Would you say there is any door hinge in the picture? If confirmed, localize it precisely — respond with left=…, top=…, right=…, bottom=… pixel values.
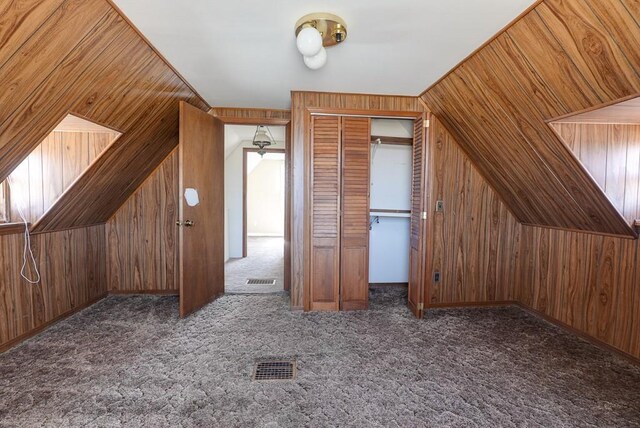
left=421, top=211, right=427, bottom=220
left=417, top=303, right=424, bottom=310
left=423, top=119, right=430, bottom=128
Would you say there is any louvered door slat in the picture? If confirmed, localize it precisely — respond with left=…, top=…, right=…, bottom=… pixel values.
left=310, top=116, right=341, bottom=310
left=407, top=116, right=427, bottom=317
left=340, top=117, right=371, bottom=310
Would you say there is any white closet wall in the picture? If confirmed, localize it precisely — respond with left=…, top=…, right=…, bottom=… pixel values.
left=369, top=119, right=413, bottom=283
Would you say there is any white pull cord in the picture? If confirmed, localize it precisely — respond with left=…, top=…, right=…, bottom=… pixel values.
left=5, top=177, right=41, bottom=284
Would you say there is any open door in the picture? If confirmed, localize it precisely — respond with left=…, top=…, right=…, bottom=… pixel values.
left=407, top=115, right=428, bottom=318
left=178, top=101, right=224, bottom=317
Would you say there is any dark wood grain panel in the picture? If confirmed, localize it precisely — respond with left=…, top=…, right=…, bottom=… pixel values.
left=210, top=107, right=291, bottom=124
left=106, top=149, right=179, bottom=293
left=517, top=225, right=639, bottom=360
left=0, top=224, right=107, bottom=351
left=421, top=0, right=640, bottom=237
left=0, top=0, right=209, bottom=233
left=553, top=123, right=640, bottom=224
left=426, top=117, right=521, bottom=306
left=3, top=130, right=117, bottom=224
left=0, top=0, right=65, bottom=69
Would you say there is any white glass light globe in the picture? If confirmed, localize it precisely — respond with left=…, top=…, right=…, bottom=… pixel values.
left=303, top=47, right=327, bottom=70
left=296, top=27, right=323, bottom=57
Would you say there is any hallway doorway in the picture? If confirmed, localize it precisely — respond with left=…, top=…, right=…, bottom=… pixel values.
left=223, top=124, right=287, bottom=294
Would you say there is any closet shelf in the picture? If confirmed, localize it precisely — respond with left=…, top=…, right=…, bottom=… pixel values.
left=370, top=209, right=411, bottom=218
left=370, top=135, right=413, bottom=146
left=0, top=222, right=28, bottom=236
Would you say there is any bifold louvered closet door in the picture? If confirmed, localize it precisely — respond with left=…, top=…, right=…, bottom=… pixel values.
left=309, top=115, right=371, bottom=311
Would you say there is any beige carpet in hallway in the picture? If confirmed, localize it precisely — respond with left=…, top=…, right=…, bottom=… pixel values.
left=225, top=236, right=284, bottom=293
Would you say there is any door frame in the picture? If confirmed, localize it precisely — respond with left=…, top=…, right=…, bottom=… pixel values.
left=303, top=108, right=427, bottom=313
left=211, top=112, right=292, bottom=291
left=242, top=147, right=286, bottom=258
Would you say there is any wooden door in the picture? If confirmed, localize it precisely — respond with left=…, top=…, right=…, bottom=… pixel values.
left=309, top=116, right=341, bottom=310
left=340, top=117, right=371, bottom=310
left=178, top=101, right=224, bottom=317
left=407, top=116, right=428, bottom=318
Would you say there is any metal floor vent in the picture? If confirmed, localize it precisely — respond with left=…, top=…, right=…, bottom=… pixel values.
left=252, top=358, right=297, bottom=381
left=246, top=278, right=276, bottom=285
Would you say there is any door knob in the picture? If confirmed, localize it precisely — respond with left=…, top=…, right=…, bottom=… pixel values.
left=176, top=220, right=182, bottom=226
left=184, top=220, right=194, bottom=227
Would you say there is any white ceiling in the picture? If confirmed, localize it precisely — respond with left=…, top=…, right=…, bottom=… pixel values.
left=113, top=0, right=536, bottom=109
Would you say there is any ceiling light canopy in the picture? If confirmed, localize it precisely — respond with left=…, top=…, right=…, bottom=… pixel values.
left=295, top=13, right=347, bottom=70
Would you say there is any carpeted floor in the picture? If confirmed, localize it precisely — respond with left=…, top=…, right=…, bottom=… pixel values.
left=1, top=288, right=639, bottom=427
left=225, top=237, right=284, bottom=293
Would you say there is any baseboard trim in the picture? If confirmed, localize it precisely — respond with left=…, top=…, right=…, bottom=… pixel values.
left=109, top=289, right=179, bottom=296
left=426, top=300, right=517, bottom=309
left=515, top=303, right=640, bottom=366
left=0, top=292, right=108, bottom=354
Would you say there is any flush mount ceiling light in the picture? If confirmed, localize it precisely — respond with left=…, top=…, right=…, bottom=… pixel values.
left=252, top=125, right=275, bottom=157
left=295, top=13, right=347, bottom=70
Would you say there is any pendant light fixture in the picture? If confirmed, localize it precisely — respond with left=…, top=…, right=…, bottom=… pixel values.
left=252, top=125, right=275, bottom=157
left=295, top=13, right=347, bottom=70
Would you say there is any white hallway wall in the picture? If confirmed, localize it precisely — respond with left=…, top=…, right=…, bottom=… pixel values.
left=247, top=155, right=285, bottom=236
left=224, top=140, right=285, bottom=260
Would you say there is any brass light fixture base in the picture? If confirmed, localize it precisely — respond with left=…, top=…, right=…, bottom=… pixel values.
left=295, top=13, right=348, bottom=47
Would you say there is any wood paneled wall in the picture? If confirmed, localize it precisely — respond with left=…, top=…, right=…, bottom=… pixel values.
left=421, top=0, right=640, bottom=237
left=291, top=91, right=424, bottom=310
left=552, top=122, right=640, bottom=224
left=0, top=224, right=107, bottom=352
left=426, top=117, right=522, bottom=306
left=0, top=0, right=209, bottom=234
left=517, top=225, right=639, bottom=360
left=106, top=149, right=179, bottom=294
left=4, top=130, right=117, bottom=224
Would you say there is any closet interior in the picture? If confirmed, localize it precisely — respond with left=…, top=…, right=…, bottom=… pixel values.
left=309, top=114, right=427, bottom=312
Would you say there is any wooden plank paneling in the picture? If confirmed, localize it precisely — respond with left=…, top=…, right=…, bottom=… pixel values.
left=426, top=117, right=522, bottom=306
left=340, top=117, right=370, bottom=311
left=0, top=0, right=209, bottom=233
left=291, top=91, right=424, bottom=310
left=421, top=0, right=639, bottom=237
left=106, top=150, right=179, bottom=293
left=0, top=224, right=107, bottom=351
left=553, top=123, right=640, bottom=223
left=3, top=130, right=117, bottom=224
left=517, top=225, right=639, bottom=360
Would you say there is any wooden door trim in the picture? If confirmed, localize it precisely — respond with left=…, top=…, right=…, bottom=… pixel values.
left=242, top=147, right=286, bottom=258
left=308, top=108, right=423, bottom=119
left=211, top=111, right=292, bottom=292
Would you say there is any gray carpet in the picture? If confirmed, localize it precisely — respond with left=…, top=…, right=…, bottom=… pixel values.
left=225, top=237, right=284, bottom=294
left=1, top=287, right=639, bottom=427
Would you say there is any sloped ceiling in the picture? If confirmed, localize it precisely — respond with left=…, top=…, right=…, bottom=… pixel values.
left=0, top=0, right=209, bottom=233
left=421, top=0, right=639, bottom=237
